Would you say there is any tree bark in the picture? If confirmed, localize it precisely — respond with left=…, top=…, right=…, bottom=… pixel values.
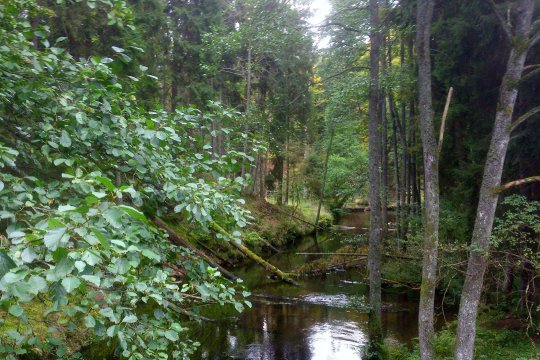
left=367, top=0, right=383, bottom=345
left=416, top=1, right=439, bottom=359
left=455, top=2, right=535, bottom=359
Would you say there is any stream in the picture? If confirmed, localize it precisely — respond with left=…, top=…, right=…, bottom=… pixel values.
left=192, top=212, right=423, bottom=360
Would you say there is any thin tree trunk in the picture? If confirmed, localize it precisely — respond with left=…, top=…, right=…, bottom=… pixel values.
left=381, top=41, right=389, bottom=237
left=260, top=148, right=268, bottom=199
left=285, top=129, right=290, bottom=205
left=241, top=47, right=252, bottom=180
left=367, top=0, right=383, bottom=346
left=400, top=36, right=408, bottom=235
left=416, top=1, right=438, bottom=359
left=455, top=2, right=535, bottom=358
left=315, top=126, right=334, bottom=232
left=390, top=95, right=402, bottom=242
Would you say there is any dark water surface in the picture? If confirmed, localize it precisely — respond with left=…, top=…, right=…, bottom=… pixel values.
left=192, top=213, right=422, bottom=360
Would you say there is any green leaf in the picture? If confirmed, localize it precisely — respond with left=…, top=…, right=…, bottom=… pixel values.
left=8, top=304, right=24, bottom=317
left=122, top=314, right=137, bottom=323
left=81, top=251, right=101, bottom=266
left=21, top=247, right=36, bottom=263
left=59, top=130, right=72, bottom=148
left=234, top=302, right=244, bottom=313
left=96, top=176, right=115, bottom=191
left=27, top=276, right=46, bottom=294
left=49, top=281, right=67, bottom=303
left=3, top=271, right=26, bottom=284
left=58, top=205, right=76, bottom=212
left=91, top=228, right=110, bottom=250
left=81, top=275, right=100, bottom=287
left=115, top=205, right=147, bottom=223
left=44, top=227, right=67, bottom=251
left=61, top=277, right=81, bottom=293
left=84, top=315, right=96, bottom=328
left=54, top=257, right=75, bottom=278
left=112, top=46, right=125, bottom=53
left=103, top=208, right=123, bottom=228
left=106, top=325, right=117, bottom=337
left=164, top=330, right=179, bottom=341
left=141, top=249, right=160, bottom=261
left=0, top=250, right=16, bottom=278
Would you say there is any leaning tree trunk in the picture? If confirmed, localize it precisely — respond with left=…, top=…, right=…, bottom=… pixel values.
left=416, top=1, right=439, bottom=359
left=367, top=0, right=383, bottom=345
left=455, top=1, right=535, bottom=359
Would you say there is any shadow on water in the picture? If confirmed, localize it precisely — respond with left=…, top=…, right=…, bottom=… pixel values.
left=192, top=212, right=424, bottom=360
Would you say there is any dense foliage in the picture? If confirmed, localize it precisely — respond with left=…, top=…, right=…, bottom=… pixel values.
left=0, top=1, right=254, bottom=358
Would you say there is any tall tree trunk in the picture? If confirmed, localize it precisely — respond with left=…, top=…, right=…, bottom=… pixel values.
left=315, top=126, right=334, bottom=232
left=381, top=37, right=389, bottom=236
left=416, top=1, right=439, bottom=359
left=285, top=128, right=290, bottom=205
left=367, top=0, right=383, bottom=346
left=387, top=39, right=402, bottom=241
left=455, top=2, right=535, bottom=359
left=389, top=94, right=402, bottom=242
left=241, top=47, right=252, bottom=180
left=399, top=36, right=408, bottom=235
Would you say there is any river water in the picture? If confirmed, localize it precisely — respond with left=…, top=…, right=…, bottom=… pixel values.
left=192, top=212, right=422, bottom=360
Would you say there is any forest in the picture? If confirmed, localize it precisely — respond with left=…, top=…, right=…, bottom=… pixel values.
left=0, top=0, right=539, bottom=359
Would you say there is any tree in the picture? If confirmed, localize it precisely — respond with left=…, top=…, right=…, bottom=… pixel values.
left=367, top=0, right=383, bottom=347
left=0, top=1, right=256, bottom=357
left=416, top=0, right=439, bottom=359
left=455, top=1, right=538, bottom=359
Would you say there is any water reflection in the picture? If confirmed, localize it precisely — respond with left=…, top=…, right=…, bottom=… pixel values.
left=192, top=212, right=419, bottom=360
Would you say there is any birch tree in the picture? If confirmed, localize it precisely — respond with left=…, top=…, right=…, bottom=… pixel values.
left=455, top=1, right=538, bottom=359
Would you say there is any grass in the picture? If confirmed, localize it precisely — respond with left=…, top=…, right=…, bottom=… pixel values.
left=386, top=320, right=540, bottom=360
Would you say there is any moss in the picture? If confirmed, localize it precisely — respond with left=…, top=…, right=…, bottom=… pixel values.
left=0, top=300, right=93, bottom=358
left=243, top=197, right=332, bottom=248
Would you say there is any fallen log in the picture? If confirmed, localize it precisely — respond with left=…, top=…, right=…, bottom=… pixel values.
left=210, top=222, right=298, bottom=285
left=153, top=217, right=237, bottom=281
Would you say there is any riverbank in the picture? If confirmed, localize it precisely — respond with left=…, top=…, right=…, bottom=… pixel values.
left=242, top=197, right=333, bottom=250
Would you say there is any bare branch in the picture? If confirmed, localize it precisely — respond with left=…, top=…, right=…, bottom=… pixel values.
left=509, top=105, right=540, bottom=132
left=516, top=66, right=540, bottom=85
left=494, top=176, right=540, bottom=193
left=438, top=87, right=454, bottom=155
left=487, top=0, right=513, bottom=42
left=528, top=31, right=540, bottom=50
